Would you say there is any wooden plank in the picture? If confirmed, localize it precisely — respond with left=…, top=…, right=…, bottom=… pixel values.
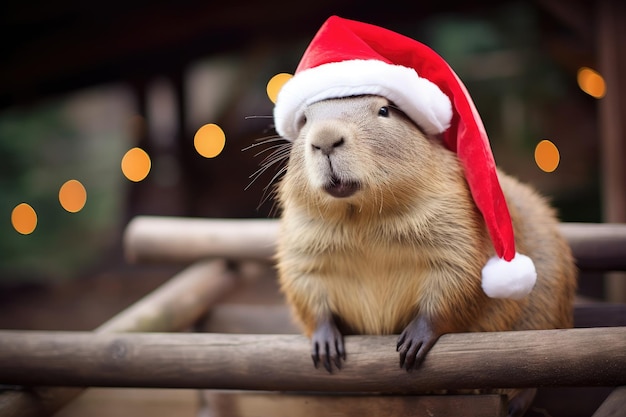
left=203, top=391, right=507, bottom=417
left=54, top=389, right=198, bottom=417
left=0, top=260, right=239, bottom=417
left=122, top=217, right=626, bottom=271
left=591, top=386, right=626, bottom=417
left=0, top=328, right=624, bottom=391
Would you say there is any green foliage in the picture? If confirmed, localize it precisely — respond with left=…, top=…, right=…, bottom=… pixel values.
left=421, top=1, right=568, bottom=147
left=0, top=93, right=127, bottom=283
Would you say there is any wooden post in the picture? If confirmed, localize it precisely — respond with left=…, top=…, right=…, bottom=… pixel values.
left=0, top=328, right=624, bottom=391
left=0, top=260, right=241, bottom=417
left=597, top=0, right=626, bottom=301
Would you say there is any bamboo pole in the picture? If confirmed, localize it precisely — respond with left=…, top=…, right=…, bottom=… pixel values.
left=0, top=260, right=240, bottom=417
left=0, top=328, right=624, bottom=391
left=123, top=216, right=626, bottom=271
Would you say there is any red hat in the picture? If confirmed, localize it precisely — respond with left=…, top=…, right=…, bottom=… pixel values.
left=273, top=16, right=536, bottom=299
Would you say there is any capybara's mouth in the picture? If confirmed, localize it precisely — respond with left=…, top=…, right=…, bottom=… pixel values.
left=324, top=177, right=360, bottom=198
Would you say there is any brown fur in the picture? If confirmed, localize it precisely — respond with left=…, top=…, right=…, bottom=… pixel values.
left=273, top=96, right=576, bottom=415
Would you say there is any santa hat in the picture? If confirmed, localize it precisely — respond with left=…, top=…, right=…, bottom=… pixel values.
left=273, top=16, right=536, bottom=300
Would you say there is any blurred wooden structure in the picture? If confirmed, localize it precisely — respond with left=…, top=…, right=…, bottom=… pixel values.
left=1, top=217, right=626, bottom=417
left=5, top=0, right=625, bottom=302
left=596, top=0, right=626, bottom=302
left=3, top=0, right=626, bottom=298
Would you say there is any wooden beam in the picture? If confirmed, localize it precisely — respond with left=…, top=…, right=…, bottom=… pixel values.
left=561, top=222, right=626, bottom=271
left=123, top=216, right=277, bottom=263
left=95, top=260, right=239, bottom=333
left=0, top=260, right=240, bottom=417
left=123, top=216, right=626, bottom=271
left=0, top=328, right=624, bottom=391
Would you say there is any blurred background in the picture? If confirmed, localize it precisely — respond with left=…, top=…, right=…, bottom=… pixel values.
left=1, top=0, right=624, bottom=329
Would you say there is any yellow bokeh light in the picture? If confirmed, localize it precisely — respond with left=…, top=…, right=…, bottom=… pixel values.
left=266, top=73, right=293, bottom=104
left=12, top=203, right=37, bottom=235
left=194, top=123, right=226, bottom=158
left=59, top=179, right=87, bottom=213
left=577, top=67, right=606, bottom=99
left=122, top=147, right=151, bottom=182
left=535, top=140, right=560, bottom=173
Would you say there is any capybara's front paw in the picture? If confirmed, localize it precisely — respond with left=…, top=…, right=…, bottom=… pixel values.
left=396, top=315, right=442, bottom=371
left=311, top=318, right=346, bottom=373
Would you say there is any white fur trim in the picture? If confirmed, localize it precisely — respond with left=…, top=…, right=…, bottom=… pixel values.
left=481, top=253, right=537, bottom=300
left=273, top=59, right=452, bottom=140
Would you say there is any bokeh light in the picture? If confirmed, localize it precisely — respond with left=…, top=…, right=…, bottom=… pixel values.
left=535, top=140, right=560, bottom=173
left=59, top=179, right=87, bottom=213
left=266, top=73, right=293, bottom=103
left=194, top=123, right=226, bottom=158
left=577, top=67, right=606, bottom=99
left=12, top=203, right=37, bottom=235
left=121, top=147, right=151, bottom=182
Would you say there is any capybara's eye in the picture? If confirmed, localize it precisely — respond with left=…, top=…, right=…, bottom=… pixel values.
left=378, top=106, right=390, bottom=117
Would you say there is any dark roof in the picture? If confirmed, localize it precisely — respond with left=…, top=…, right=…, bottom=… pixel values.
left=3, top=0, right=561, bottom=110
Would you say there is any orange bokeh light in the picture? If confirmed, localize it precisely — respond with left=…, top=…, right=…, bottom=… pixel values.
left=535, top=140, right=560, bottom=173
left=194, top=124, right=226, bottom=158
left=577, top=67, right=606, bottom=99
left=12, top=203, right=37, bottom=235
left=59, top=179, right=87, bottom=213
left=266, top=73, right=293, bottom=104
left=121, top=147, right=151, bottom=182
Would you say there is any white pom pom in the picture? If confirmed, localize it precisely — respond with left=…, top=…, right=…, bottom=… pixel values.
left=481, top=253, right=537, bottom=300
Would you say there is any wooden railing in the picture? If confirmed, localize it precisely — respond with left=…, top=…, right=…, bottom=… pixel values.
left=1, top=328, right=625, bottom=391
left=1, top=217, right=625, bottom=417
